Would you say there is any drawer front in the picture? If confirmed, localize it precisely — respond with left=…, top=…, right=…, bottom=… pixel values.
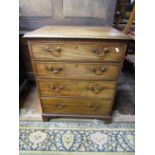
left=35, top=62, right=120, bottom=80
left=41, top=97, right=112, bottom=115
left=38, top=80, right=116, bottom=98
left=31, top=41, right=126, bottom=62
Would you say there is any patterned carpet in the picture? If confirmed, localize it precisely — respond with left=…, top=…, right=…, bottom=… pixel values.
left=19, top=122, right=135, bottom=155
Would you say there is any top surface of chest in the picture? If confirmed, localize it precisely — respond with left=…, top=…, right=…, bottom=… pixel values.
left=24, top=26, right=131, bottom=40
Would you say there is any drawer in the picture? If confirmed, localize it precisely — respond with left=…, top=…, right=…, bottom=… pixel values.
left=38, top=80, right=116, bottom=98
left=35, top=62, right=120, bottom=80
left=41, top=97, right=112, bottom=115
left=31, top=41, right=126, bottom=62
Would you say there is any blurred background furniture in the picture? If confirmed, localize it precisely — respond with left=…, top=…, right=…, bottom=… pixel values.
left=114, top=0, right=135, bottom=35
left=114, top=0, right=135, bottom=74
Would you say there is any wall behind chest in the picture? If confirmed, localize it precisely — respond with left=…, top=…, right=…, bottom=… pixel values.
left=19, top=0, right=116, bottom=31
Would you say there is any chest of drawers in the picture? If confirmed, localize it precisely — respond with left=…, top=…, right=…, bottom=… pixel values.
left=24, top=26, right=130, bottom=123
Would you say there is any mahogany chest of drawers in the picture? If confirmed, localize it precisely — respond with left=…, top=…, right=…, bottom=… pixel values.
left=24, top=26, right=130, bottom=123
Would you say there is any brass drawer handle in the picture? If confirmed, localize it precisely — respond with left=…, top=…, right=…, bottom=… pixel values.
left=56, top=103, right=65, bottom=109
left=88, top=104, right=100, bottom=111
left=44, top=46, right=61, bottom=57
left=50, top=85, right=64, bottom=92
left=89, top=66, right=107, bottom=75
left=87, top=86, right=104, bottom=94
left=91, top=48, right=109, bottom=57
left=47, top=66, right=63, bottom=74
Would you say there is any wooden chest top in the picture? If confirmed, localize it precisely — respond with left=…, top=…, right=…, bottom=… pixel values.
left=24, top=26, right=131, bottom=40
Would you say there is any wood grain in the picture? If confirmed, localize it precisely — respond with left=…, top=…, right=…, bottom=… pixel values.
left=34, top=62, right=120, bottom=80
left=24, top=26, right=131, bottom=40
left=31, top=41, right=127, bottom=62
left=38, top=79, right=116, bottom=98
left=41, top=97, right=112, bottom=115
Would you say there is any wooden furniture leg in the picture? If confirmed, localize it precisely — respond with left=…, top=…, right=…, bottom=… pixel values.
left=42, top=115, right=49, bottom=122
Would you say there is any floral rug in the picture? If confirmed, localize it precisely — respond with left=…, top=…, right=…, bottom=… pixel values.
left=19, top=122, right=135, bottom=155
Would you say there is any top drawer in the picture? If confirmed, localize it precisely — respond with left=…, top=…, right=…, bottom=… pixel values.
left=30, top=41, right=127, bottom=62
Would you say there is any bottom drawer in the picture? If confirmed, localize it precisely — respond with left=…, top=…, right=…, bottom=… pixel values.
left=41, top=97, right=113, bottom=115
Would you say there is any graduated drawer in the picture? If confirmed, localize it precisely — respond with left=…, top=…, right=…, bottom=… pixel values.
left=38, top=80, right=116, bottom=98
left=41, top=97, right=112, bottom=115
left=34, top=62, right=120, bottom=80
left=31, top=41, right=126, bottom=62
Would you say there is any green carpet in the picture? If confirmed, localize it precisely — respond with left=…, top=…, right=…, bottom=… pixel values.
left=19, top=121, right=135, bottom=155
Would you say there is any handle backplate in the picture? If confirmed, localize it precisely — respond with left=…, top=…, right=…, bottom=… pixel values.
left=44, top=46, right=62, bottom=57
left=47, top=66, right=63, bottom=74
left=91, top=48, right=109, bottom=57
left=87, top=85, right=104, bottom=94
left=88, top=104, right=100, bottom=111
left=56, top=103, right=65, bottom=109
left=89, top=66, right=107, bottom=75
left=50, top=85, right=64, bottom=92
